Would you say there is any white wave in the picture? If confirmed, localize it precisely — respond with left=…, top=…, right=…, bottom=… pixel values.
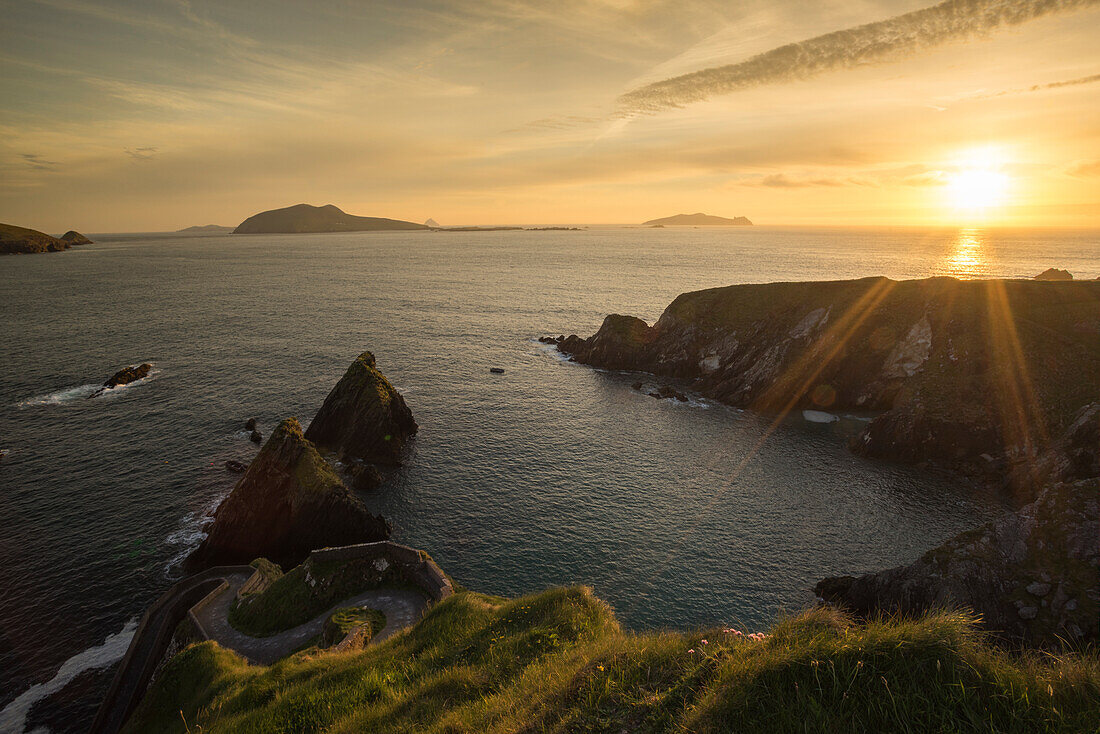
left=15, top=384, right=101, bottom=407
left=162, top=494, right=224, bottom=573
left=0, top=619, right=137, bottom=734
left=802, top=410, right=839, bottom=423
left=15, top=365, right=161, bottom=408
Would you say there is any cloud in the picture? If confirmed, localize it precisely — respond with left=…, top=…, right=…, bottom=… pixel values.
left=619, top=0, right=1100, bottom=114
left=19, top=153, right=59, bottom=171
left=1066, top=159, right=1100, bottom=177
left=125, top=147, right=158, bottom=161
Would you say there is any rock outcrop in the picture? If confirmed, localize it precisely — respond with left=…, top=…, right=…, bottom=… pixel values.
left=0, top=222, right=70, bottom=254
left=816, top=479, right=1099, bottom=648
left=185, top=418, right=390, bottom=570
left=88, top=363, right=152, bottom=398
left=555, top=277, right=1100, bottom=498
left=60, top=230, right=93, bottom=245
left=1034, top=268, right=1073, bottom=281
left=233, top=204, right=428, bottom=234
left=305, top=351, right=418, bottom=467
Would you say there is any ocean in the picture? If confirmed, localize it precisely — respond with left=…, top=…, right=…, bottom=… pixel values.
left=1, top=225, right=1096, bottom=732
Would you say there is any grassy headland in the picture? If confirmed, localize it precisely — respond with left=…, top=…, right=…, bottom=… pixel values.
left=128, top=586, right=1099, bottom=733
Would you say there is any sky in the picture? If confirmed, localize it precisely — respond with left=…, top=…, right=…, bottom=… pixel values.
left=1, top=0, right=1099, bottom=232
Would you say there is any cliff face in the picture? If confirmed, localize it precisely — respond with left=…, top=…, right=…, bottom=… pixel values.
left=185, top=418, right=390, bottom=570
left=816, top=478, right=1099, bottom=648
left=557, top=277, right=1100, bottom=497
left=0, top=222, right=71, bottom=254
left=233, top=204, right=429, bottom=234
left=305, top=351, right=418, bottom=467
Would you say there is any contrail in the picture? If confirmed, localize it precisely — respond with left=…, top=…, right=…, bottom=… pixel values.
left=619, top=0, right=1100, bottom=114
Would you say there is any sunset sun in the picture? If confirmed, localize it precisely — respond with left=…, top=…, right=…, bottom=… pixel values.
left=944, top=147, right=1011, bottom=218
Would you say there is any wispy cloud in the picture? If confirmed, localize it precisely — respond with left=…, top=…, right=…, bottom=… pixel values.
left=125, top=147, right=158, bottom=161
left=975, top=71, right=1100, bottom=98
left=20, top=153, right=59, bottom=171
left=619, top=0, right=1100, bottom=114
left=1065, top=159, right=1100, bottom=177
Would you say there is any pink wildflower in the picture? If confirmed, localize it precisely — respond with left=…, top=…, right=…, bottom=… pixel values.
left=701, top=639, right=708, bottom=645
left=687, top=649, right=695, bottom=654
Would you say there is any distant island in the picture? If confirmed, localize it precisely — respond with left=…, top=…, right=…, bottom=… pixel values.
left=178, top=224, right=234, bottom=233
left=643, top=212, right=752, bottom=226
left=233, top=204, right=429, bottom=234
left=1, top=222, right=91, bottom=254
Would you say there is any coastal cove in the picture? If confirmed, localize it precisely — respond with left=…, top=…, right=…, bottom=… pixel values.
left=2, top=225, right=1097, bottom=732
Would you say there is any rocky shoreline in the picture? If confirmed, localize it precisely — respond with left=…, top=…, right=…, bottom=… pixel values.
left=548, top=276, right=1100, bottom=646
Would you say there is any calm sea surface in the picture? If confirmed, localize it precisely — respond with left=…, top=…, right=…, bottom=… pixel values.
left=1, top=225, right=1097, bottom=732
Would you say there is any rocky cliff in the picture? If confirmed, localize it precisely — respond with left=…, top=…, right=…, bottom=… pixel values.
left=555, top=277, right=1100, bottom=498
left=305, top=351, right=418, bottom=470
left=816, top=478, right=1099, bottom=648
left=233, top=204, right=428, bottom=234
left=185, top=418, right=390, bottom=570
left=0, top=222, right=71, bottom=254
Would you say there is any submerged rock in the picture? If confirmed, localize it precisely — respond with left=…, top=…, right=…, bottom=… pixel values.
left=224, top=460, right=248, bottom=473
left=186, top=417, right=390, bottom=570
left=305, top=351, right=417, bottom=467
left=245, top=417, right=257, bottom=431
left=249, top=430, right=263, bottom=444
left=816, top=478, right=1099, bottom=648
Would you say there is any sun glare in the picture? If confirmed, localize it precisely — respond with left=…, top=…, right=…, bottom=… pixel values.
left=944, top=146, right=1011, bottom=219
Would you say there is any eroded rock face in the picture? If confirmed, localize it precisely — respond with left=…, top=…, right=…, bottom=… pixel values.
left=555, top=277, right=1100, bottom=492
left=185, top=418, right=390, bottom=570
left=815, top=479, right=1099, bottom=648
left=305, top=351, right=417, bottom=467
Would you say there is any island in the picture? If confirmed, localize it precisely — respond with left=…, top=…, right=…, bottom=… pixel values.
left=1, top=222, right=78, bottom=254
left=233, top=203, right=429, bottom=234
left=60, top=230, right=93, bottom=245
left=177, top=224, right=234, bottom=233
left=642, top=212, right=752, bottom=226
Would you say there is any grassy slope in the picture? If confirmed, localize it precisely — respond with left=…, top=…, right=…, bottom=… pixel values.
left=128, top=587, right=1099, bottom=733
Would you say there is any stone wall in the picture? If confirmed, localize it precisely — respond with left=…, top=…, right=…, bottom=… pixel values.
left=309, top=540, right=453, bottom=601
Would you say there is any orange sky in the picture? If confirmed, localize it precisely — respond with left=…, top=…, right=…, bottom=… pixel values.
left=2, top=0, right=1099, bottom=231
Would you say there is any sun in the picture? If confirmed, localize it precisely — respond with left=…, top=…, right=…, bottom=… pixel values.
left=944, top=146, right=1011, bottom=218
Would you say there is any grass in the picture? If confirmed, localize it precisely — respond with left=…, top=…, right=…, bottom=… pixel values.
left=126, top=587, right=1100, bottom=733
left=322, top=606, right=387, bottom=646
left=228, top=556, right=402, bottom=637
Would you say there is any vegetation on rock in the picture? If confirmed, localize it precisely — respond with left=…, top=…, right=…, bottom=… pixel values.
left=0, top=222, right=71, bottom=254
left=184, top=418, right=389, bottom=571
left=305, top=351, right=418, bottom=468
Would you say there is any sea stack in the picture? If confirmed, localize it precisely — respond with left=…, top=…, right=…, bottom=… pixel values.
left=185, top=417, right=390, bottom=570
left=305, top=351, right=418, bottom=467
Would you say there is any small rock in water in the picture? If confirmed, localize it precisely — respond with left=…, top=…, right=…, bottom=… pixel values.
left=489, top=367, right=505, bottom=374
left=245, top=417, right=257, bottom=431
left=249, top=430, right=263, bottom=444
left=225, top=460, right=248, bottom=473
left=631, top=381, right=644, bottom=391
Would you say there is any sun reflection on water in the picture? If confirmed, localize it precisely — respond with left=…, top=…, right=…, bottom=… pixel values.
left=941, top=228, right=991, bottom=278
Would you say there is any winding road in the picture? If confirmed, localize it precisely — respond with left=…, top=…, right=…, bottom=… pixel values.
left=192, top=572, right=430, bottom=664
